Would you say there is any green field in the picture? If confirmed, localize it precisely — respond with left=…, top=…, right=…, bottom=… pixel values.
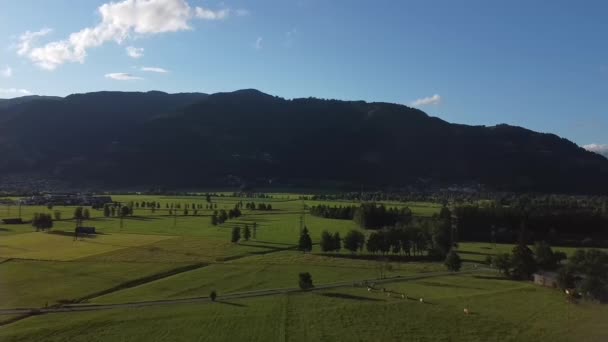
left=0, top=194, right=605, bottom=341
left=1, top=273, right=606, bottom=342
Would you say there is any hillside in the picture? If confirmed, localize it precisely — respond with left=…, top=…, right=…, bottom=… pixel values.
left=0, top=89, right=606, bottom=193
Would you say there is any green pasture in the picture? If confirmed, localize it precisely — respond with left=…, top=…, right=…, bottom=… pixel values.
left=0, top=260, right=179, bottom=309
left=2, top=273, right=607, bottom=342
left=0, top=193, right=605, bottom=341
left=93, top=251, right=443, bottom=304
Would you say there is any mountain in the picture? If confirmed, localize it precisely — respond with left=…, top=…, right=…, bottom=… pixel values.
left=0, top=89, right=606, bottom=194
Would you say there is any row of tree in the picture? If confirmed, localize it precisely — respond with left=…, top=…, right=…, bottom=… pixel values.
left=454, top=202, right=608, bottom=245
left=309, top=203, right=414, bottom=229
left=301, top=219, right=453, bottom=259
left=103, top=204, right=131, bottom=218
left=230, top=223, right=258, bottom=242
left=353, top=204, right=413, bottom=229
left=309, top=205, right=357, bottom=220
left=245, top=202, right=273, bottom=211
left=212, top=206, right=243, bottom=225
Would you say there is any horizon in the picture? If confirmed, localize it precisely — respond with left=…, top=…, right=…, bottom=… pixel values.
left=1, top=0, right=607, bottom=155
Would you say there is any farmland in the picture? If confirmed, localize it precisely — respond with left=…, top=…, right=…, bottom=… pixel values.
left=0, top=194, right=606, bottom=341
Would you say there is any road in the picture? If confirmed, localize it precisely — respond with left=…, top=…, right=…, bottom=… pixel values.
left=0, top=268, right=487, bottom=316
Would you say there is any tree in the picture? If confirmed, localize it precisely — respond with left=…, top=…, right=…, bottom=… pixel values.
left=444, top=249, right=462, bottom=271
left=219, top=209, right=228, bottom=224
left=298, top=227, right=313, bottom=253
left=53, top=210, right=61, bottom=221
left=120, top=205, right=130, bottom=217
left=332, top=232, right=341, bottom=252
left=534, top=241, right=558, bottom=270
left=566, top=249, right=608, bottom=301
left=83, top=208, right=90, bottom=220
left=510, top=244, right=537, bottom=280
left=73, top=207, right=84, bottom=226
left=32, top=213, right=53, bottom=231
left=343, top=230, right=365, bottom=254
left=243, top=225, right=251, bottom=241
left=211, top=214, right=218, bottom=226
left=320, top=230, right=334, bottom=252
left=252, top=222, right=257, bottom=239
left=494, top=253, right=512, bottom=276
left=103, top=204, right=111, bottom=217
left=209, top=290, right=217, bottom=302
left=231, top=226, right=241, bottom=243
left=298, top=272, right=314, bottom=290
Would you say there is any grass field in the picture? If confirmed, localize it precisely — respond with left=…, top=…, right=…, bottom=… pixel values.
left=1, top=273, right=606, bottom=342
left=0, top=260, right=180, bottom=308
left=0, top=193, right=605, bottom=341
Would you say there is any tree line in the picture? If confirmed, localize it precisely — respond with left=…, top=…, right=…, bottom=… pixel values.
left=454, top=201, right=608, bottom=245
left=309, top=203, right=413, bottom=229
left=301, top=206, right=454, bottom=258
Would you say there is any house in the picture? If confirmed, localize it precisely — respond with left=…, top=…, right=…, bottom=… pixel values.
left=533, top=271, right=559, bottom=288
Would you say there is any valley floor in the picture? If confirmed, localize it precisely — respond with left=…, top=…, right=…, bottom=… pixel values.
left=0, top=194, right=605, bottom=341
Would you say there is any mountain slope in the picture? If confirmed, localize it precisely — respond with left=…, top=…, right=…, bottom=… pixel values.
left=0, top=90, right=605, bottom=193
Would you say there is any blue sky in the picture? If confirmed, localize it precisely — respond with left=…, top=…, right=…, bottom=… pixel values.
left=0, top=0, right=607, bottom=153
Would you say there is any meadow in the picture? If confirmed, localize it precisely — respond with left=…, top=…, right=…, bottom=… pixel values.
left=0, top=193, right=605, bottom=341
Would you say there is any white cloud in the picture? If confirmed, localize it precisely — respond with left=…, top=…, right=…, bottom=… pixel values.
left=105, top=72, right=143, bottom=81
left=0, top=88, right=32, bottom=97
left=410, top=94, right=442, bottom=107
left=141, top=66, right=168, bottom=73
left=126, top=46, right=144, bottom=58
left=254, top=36, right=263, bottom=50
left=583, top=144, right=608, bottom=158
left=17, top=0, right=243, bottom=70
left=17, top=28, right=52, bottom=56
left=1, top=66, right=12, bottom=78
left=195, top=7, right=230, bottom=20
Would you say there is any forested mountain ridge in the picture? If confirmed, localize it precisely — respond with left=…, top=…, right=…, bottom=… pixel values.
left=0, top=89, right=606, bottom=194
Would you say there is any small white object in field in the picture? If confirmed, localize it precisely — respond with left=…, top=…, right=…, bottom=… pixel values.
left=401, top=294, right=405, bottom=299
left=368, top=288, right=372, bottom=292
left=387, top=293, right=391, bottom=297
left=419, top=298, right=424, bottom=303
left=464, top=308, right=469, bottom=315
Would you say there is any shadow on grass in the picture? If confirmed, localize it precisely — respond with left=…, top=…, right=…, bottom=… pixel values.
left=0, top=228, right=10, bottom=232
left=251, top=240, right=294, bottom=246
left=48, top=230, right=104, bottom=238
left=418, top=281, right=485, bottom=290
left=320, top=292, right=384, bottom=302
left=458, top=250, right=493, bottom=257
left=472, top=275, right=510, bottom=281
left=316, top=253, right=440, bottom=263
left=124, top=216, right=164, bottom=221
left=217, top=300, right=247, bottom=307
